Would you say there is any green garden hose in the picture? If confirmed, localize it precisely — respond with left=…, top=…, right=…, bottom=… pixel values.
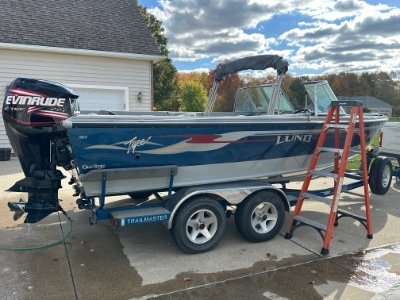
left=0, top=211, right=72, bottom=251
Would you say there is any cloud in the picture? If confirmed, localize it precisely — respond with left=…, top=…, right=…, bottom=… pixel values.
left=355, top=9, right=400, bottom=35
left=147, top=0, right=400, bottom=74
left=281, top=23, right=341, bottom=44
left=334, top=0, right=365, bottom=12
left=178, top=68, right=210, bottom=73
left=153, top=0, right=288, bottom=33
left=282, top=6, right=400, bottom=73
left=151, top=0, right=330, bottom=61
left=150, top=0, right=289, bottom=62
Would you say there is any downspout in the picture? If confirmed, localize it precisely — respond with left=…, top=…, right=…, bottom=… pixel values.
left=151, top=60, right=154, bottom=111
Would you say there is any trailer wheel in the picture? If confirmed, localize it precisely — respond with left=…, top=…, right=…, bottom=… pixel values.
left=171, top=196, right=226, bottom=254
left=235, top=191, right=285, bottom=242
left=369, top=157, right=392, bottom=195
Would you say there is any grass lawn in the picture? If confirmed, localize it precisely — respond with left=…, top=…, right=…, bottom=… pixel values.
left=347, top=116, right=400, bottom=169
left=347, top=135, right=379, bottom=169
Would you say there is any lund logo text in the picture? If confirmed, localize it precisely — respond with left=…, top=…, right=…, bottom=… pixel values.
left=276, top=134, right=312, bottom=145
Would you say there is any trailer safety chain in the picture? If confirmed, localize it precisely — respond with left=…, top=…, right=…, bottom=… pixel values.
left=0, top=210, right=73, bottom=251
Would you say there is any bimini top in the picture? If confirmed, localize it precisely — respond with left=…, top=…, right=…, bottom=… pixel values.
left=214, top=55, right=288, bottom=82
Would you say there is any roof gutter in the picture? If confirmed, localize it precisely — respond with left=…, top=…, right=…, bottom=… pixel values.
left=0, top=43, right=165, bottom=62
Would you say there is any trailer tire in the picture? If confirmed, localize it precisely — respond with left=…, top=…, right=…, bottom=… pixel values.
left=171, top=196, right=226, bottom=254
left=369, top=157, right=392, bottom=195
left=235, top=191, right=285, bottom=242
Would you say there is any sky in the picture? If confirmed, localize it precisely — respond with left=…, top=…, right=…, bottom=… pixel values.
left=138, top=0, right=400, bottom=77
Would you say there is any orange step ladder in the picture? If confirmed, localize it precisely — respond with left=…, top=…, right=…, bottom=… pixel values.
left=284, top=100, right=373, bottom=255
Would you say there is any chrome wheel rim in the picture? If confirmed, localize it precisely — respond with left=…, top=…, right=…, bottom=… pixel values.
left=382, top=165, right=391, bottom=188
left=250, top=202, right=278, bottom=234
left=186, top=209, right=218, bottom=244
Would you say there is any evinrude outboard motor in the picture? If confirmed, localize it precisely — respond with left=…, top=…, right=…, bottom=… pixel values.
left=2, top=78, right=79, bottom=223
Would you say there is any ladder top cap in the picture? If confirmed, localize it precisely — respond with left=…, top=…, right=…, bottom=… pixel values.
left=331, top=100, right=363, bottom=107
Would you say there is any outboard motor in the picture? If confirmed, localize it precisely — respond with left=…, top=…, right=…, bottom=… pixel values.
left=2, top=78, right=79, bottom=223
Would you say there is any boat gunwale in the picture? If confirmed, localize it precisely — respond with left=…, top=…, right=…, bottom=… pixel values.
left=63, top=113, right=388, bottom=128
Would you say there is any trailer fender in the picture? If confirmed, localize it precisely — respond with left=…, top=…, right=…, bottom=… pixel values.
left=166, top=182, right=290, bottom=229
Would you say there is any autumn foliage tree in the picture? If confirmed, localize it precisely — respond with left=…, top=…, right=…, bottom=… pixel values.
left=282, top=72, right=400, bottom=114
left=177, top=72, right=209, bottom=91
left=179, top=81, right=207, bottom=112
left=322, top=72, right=400, bottom=115
left=207, top=70, right=244, bottom=112
left=176, top=69, right=400, bottom=116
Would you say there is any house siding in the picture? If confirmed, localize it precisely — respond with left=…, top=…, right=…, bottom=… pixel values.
left=0, top=48, right=153, bottom=148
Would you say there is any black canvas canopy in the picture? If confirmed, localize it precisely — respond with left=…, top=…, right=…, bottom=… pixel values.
left=214, top=55, right=288, bottom=82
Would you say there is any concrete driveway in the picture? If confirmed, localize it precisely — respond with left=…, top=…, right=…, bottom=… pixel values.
left=0, top=157, right=399, bottom=299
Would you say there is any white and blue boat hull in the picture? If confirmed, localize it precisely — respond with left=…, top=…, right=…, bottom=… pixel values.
left=63, top=114, right=386, bottom=197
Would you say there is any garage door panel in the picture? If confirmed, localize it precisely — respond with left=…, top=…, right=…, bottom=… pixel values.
left=72, top=87, right=126, bottom=111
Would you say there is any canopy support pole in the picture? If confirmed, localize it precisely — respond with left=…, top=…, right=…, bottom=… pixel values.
left=267, top=74, right=284, bottom=115
left=205, top=80, right=219, bottom=115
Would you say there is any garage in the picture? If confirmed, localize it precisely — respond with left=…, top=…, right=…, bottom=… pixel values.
left=0, top=0, right=163, bottom=149
left=68, top=85, right=129, bottom=112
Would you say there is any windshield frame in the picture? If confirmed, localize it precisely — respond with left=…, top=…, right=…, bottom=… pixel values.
left=234, top=83, right=295, bottom=114
left=303, top=80, right=345, bottom=116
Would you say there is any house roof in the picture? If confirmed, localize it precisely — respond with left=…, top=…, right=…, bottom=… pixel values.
left=337, top=96, right=393, bottom=108
left=0, top=0, right=161, bottom=57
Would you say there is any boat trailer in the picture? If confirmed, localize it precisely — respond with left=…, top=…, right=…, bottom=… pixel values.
left=6, top=146, right=391, bottom=254
left=45, top=158, right=388, bottom=254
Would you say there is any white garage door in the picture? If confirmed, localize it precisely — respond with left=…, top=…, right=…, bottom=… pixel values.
left=71, top=87, right=127, bottom=111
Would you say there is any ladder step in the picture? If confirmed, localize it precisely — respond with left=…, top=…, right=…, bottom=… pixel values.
left=325, top=124, right=348, bottom=130
left=349, top=150, right=361, bottom=154
left=318, top=147, right=343, bottom=154
left=312, top=170, right=338, bottom=179
left=302, top=192, right=332, bottom=204
left=331, top=100, right=363, bottom=107
left=337, top=209, right=366, bottom=222
left=294, top=215, right=327, bottom=231
left=342, top=190, right=365, bottom=197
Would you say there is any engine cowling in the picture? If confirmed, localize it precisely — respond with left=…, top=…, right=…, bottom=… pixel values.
left=3, top=78, right=78, bottom=174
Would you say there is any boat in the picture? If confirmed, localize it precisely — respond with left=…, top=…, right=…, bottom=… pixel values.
left=2, top=55, right=387, bottom=223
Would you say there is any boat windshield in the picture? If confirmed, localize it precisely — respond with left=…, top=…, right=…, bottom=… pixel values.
left=304, top=81, right=345, bottom=115
left=234, top=84, right=295, bottom=114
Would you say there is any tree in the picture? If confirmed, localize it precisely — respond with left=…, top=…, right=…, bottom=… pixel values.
left=138, top=6, right=178, bottom=111
left=177, top=72, right=209, bottom=91
left=374, top=72, right=398, bottom=106
left=288, top=78, right=306, bottom=109
left=153, top=61, right=179, bottom=110
left=207, top=70, right=244, bottom=112
left=359, top=72, right=376, bottom=96
left=179, top=81, right=207, bottom=112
